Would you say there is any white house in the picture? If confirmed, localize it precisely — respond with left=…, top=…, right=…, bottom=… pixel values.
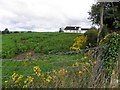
left=61, top=26, right=90, bottom=33
left=63, top=26, right=81, bottom=33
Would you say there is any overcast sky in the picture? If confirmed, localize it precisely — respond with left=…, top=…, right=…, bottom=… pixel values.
left=0, top=0, right=96, bottom=32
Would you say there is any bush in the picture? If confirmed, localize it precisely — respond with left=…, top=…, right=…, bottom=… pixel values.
left=84, top=28, right=98, bottom=47
left=100, top=32, right=120, bottom=80
left=70, top=35, right=87, bottom=51
left=100, top=25, right=109, bottom=40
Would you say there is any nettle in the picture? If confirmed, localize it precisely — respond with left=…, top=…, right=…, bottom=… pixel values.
left=100, top=32, right=120, bottom=80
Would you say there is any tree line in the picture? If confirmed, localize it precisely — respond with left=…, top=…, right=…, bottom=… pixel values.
left=0, top=28, right=32, bottom=34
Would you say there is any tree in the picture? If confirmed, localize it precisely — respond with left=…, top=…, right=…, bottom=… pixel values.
left=59, top=28, right=64, bottom=32
left=88, top=2, right=120, bottom=32
left=97, top=2, right=104, bottom=44
left=2, top=28, right=9, bottom=34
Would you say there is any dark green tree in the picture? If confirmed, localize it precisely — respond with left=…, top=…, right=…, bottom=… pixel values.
left=59, top=28, right=64, bottom=32
left=88, top=2, right=120, bottom=32
left=2, top=28, right=9, bottom=34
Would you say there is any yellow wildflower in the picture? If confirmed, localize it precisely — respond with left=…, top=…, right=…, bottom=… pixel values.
left=82, top=68, right=86, bottom=72
left=46, top=78, right=50, bottom=83
left=12, top=73, right=18, bottom=82
left=23, top=85, right=28, bottom=88
left=26, top=52, right=32, bottom=57
left=58, top=69, right=67, bottom=76
left=53, top=75, right=56, bottom=79
left=48, top=75, right=52, bottom=80
left=33, top=66, right=41, bottom=77
left=53, top=70, right=57, bottom=74
left=46, top=75, right=52, bottom=83
left=86, top=62, right=90, bottom=67
left=72, top=64, right=75, bottom=67
left=78, top=71, right=83, bottom=76
left=112, top=70, right=115, bottom=75
left=89, top=59, right=92, bottom=62
left=93, top=61, right=97, bottom=65
left=5, top=80, right=8, bottom=83
left=24, top=76, right=34, bottom=84
left=15, top=75, right=23, bottom=83
left=75, top=61, right=79, bottom=66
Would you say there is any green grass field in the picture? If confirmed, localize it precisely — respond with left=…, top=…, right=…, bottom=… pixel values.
left=2, top=32, right=85, bottom=86
left=2, top=32, right=119, bottom=88
left=2, top=32, right=80, bottom=59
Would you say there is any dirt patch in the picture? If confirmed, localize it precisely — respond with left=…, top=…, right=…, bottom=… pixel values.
left=14, top=51, right=45, bottom=60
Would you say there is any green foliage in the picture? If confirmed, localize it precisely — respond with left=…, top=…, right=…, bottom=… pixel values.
left=2, top=32, right=80, bottom=59
left=100, top=25, right=109, bottom=39
left=84, top=28, right=98, bottom=47
left=100, top=32, right=120, bottom=80
left=88, top=2, right=120, bottom=31
left=2, top=28, right=10, bottom=34
left=3, top=52, right=98, bottom=88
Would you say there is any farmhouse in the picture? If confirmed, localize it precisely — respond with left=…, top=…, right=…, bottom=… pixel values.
left=62, top=26, right=90, bottom=33
left=63, top=26, right=81, bottom=33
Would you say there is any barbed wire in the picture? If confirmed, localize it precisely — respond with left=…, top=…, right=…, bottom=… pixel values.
left=1, top=46, right=104, bottom=77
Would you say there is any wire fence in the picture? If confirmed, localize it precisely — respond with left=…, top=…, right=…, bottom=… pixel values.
left=2, top=46, right=119, bottom=88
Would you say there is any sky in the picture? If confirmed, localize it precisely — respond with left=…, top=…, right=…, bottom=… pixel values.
left=0, top=0, right=97, bottom=32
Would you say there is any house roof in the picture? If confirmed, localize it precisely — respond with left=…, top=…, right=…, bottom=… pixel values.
left=64, top=26, right=80, bottom=30
left=81, top=28, right=90, bottom=30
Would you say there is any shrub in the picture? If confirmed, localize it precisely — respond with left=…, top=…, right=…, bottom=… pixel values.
left=84, top=28, right=98, bottom=47
left=70, top=35, right=87, bottom=51
left=99, top=25, right=109, bottom=40
left=100, top=32, right=120, bottom=81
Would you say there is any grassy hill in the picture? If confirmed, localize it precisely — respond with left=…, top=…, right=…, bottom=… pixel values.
left=2, top=32, right=85, bottom=87
left=2, top=32, right=80, bottom=59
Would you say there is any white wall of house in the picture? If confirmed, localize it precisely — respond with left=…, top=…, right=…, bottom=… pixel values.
left=63, top=28, right=81, bottom=33
left=81, top=30, right=87, bottom=33
left=63, top=30, right=80, bottom=33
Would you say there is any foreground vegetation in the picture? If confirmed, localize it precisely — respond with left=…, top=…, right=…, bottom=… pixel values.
left=2, top=32, right=120, bottom=88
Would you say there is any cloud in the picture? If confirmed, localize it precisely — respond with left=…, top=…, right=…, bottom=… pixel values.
left=0, top=0, right=96, bottom=32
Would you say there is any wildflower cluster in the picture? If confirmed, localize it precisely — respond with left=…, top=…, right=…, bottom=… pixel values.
left=23, top=76, right=34, bottom=88
left=4, top=57, right=97, bottom=88
left=45, top=75, right=52, bottom=83
left=85, top=50, right=93, bottom=57
left=70, top=35, right=87, bottom=51
left=26, top=52, right=32, bottom=57
left=33, top=66, right=41, bottom=77
left=12, top=73, right=23, bottom=84
left=58, top=69, right=67, bottom=76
